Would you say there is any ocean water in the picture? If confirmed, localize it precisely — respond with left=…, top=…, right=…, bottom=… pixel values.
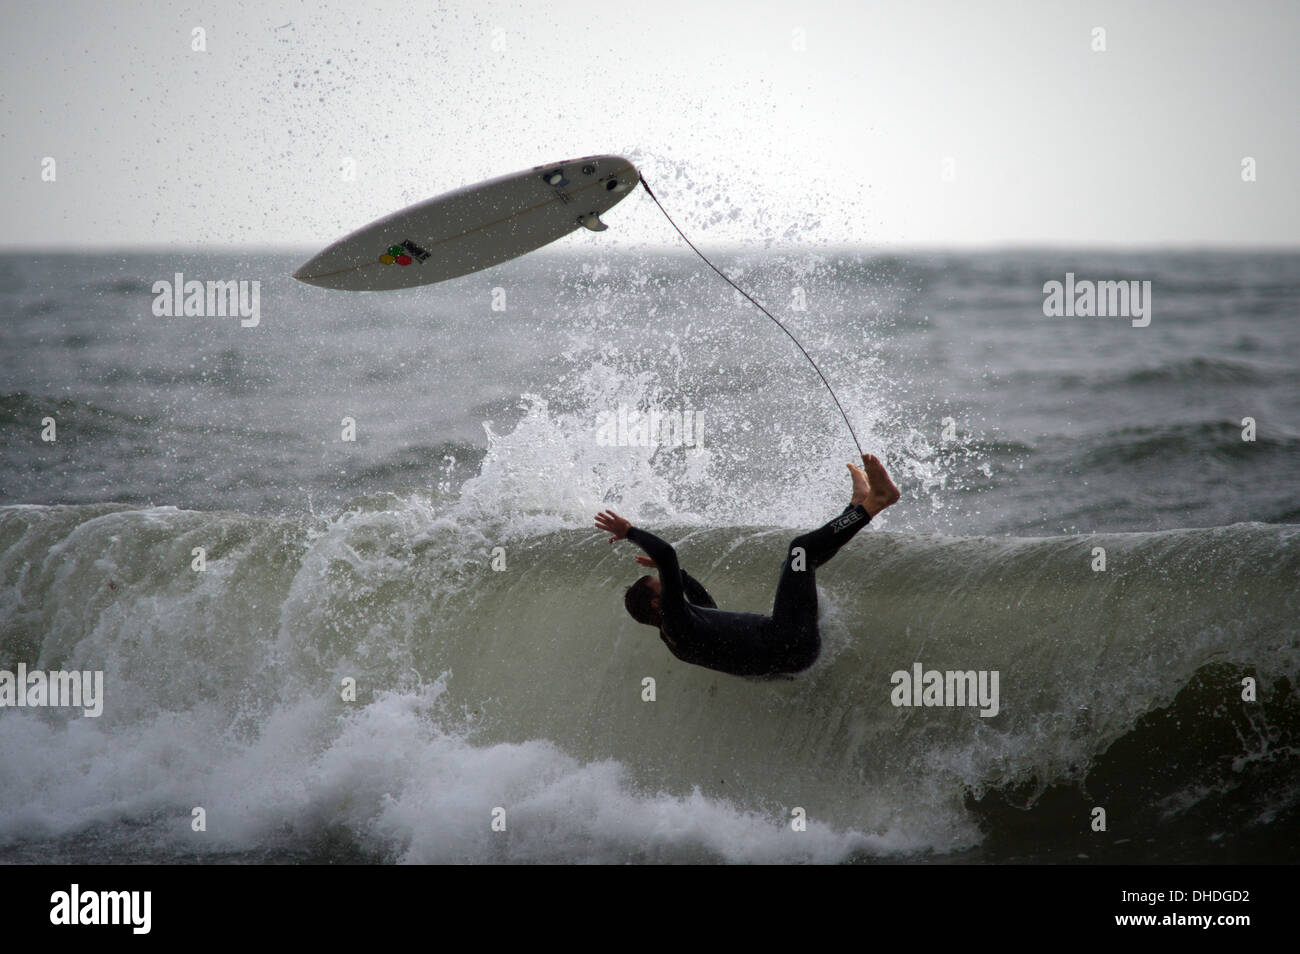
left=0, top=248, right=1297, bottom=863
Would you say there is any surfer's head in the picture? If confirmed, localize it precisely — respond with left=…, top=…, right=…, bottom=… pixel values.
left=623, top=575, right=662, bottom=627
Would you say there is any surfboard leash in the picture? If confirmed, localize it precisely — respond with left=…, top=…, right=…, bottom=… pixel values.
left=637, top=174, right=865, bottom=458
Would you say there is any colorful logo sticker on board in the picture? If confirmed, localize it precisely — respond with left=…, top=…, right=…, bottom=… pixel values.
left=378, top=239, right=431, bottom=266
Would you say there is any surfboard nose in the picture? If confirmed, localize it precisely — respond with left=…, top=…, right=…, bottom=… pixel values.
left=292, top=260, right=342, bottom=286
left=291, top=263, right=321, bottom=285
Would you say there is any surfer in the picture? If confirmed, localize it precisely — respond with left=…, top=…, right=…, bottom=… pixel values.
left=595, top=454, right=900, bottom=677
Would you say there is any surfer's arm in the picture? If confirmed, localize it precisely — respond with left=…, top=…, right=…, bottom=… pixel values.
left=625, top=526, right=679, bottom=579
left=680, top=570, right=717, bottom=609
left=624, top=526, right=691, bottom=626
left=637, top=554, right=716, bottom=608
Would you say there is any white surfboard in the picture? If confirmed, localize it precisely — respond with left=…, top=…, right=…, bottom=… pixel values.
left=292, top=155, right=640, bottom=291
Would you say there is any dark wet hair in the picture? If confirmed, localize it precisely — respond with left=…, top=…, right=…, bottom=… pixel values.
left=623, top=575, right=659, bottom=626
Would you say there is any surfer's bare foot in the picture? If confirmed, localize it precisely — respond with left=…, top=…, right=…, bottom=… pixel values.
left=850, top=454, right=901, bottom=517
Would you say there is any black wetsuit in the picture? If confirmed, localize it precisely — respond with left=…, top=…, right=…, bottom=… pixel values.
left=625, top=503, right=871, bottom=677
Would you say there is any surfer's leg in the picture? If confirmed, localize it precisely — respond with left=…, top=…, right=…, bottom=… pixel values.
left=767, top=504, right=872, bottom=670
left=792, top=503, right=871, bottom=571
left=770, top=535, right=821, bottom=627
left=764, top=457, right=898, bottom=672
left=779, top=452, right=896, bottom=579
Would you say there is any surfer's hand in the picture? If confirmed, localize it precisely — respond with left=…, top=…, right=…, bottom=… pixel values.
left=635, top=555, right=657, bottom=568
left=595, top=510, right=632, bottom=542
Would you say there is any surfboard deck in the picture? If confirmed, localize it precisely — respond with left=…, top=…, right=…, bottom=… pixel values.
left=293, top=155, right=640, bottom=291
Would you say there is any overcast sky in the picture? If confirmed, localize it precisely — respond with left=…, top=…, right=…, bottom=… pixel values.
left=3, top=0, right=1297, bottom=250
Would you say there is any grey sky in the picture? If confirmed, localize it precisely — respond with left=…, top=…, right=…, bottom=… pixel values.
left=3, top=0, right=1297, bottom=249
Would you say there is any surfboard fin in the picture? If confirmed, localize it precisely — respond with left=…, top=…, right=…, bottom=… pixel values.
left=578, top=212, right=607, bottom=232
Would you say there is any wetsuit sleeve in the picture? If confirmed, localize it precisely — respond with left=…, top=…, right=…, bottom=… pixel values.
left=625, top=526, right=690, bottom=632
left=680, top=570, right=717, bottom=608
